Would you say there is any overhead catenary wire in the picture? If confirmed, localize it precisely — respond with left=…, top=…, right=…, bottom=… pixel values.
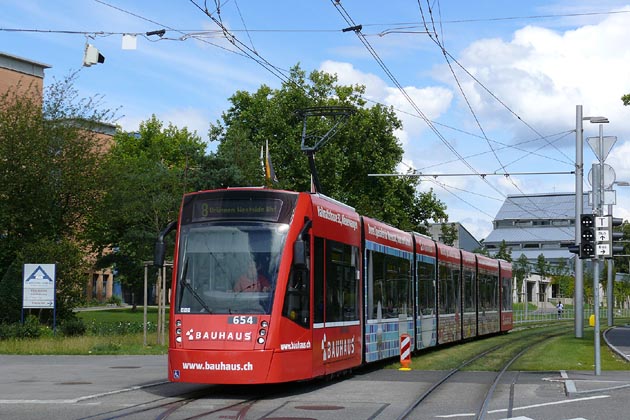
left=368, top=171, right=574, bottom=177
left=92, top=0, right=251, bottom=58
left=414, top=0, right=576, bottom=236
left=331, top=0, right=577, bottom=236
left=75, top=1, right=586, bottom=241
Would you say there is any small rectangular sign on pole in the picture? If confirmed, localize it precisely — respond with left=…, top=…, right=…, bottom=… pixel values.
left=23, top=264, right=56, bottom=309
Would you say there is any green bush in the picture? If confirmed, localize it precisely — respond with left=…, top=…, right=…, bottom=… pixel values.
left=0, top=315, right=43, bottom=340
left=20, top=315, right=42, bottom=338
left=106, top=295, right=123, bottom=306
left=85, top=320, right=155, bottom=336
left=0, top=323, right=16, bottom=340
left=60, top=318, right=86, bottom=337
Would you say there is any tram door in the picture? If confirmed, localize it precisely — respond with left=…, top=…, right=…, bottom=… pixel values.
left=313, top=236, right=362, bottom=376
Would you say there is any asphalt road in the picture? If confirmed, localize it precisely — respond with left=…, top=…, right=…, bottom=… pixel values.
left=2, top=354, right=630, bottom=419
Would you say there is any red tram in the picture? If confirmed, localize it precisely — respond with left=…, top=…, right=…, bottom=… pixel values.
left=154, top=187, right=512, bottom=384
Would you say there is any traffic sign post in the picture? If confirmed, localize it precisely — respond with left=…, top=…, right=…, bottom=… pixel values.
left=22, top=263, right=57, bottom=334
left=595, top=216, right=611, bottom=257
left=585, top=123, right=619, bottom=377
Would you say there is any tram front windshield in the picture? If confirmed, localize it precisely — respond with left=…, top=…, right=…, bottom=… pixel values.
left=175, top=222, right=288, bottom=315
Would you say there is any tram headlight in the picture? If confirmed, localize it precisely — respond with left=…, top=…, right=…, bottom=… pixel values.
left=261, top=320, right=269, bottom=328
left=176, top=336, right=183, bottom=343
left=257, top=337, right=265, bottom=344
left=176, top=328, right=182, bottom=335
left=259, top=328, right=266, bottom=336
left=175, top=319, right=182, bottom=327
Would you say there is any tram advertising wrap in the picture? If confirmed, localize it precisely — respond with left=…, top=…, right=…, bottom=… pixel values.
left=155, top=188, right=512, bottom=385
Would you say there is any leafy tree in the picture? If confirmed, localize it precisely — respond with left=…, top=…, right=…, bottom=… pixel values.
left=512, top=254, right=531, bottom=302
left=549, top=258, right=573, bottom=299
left=210, top=64, right=447, bottom=231
left=613, top=276, right=630, bottom=309
left=535, top=254, right=549, bottom=280
left=86, top=116, right=208, bottom=297
left=0, top=74, right=115, bottom=323
left=440, top=222, right=458, bottom=246
left=622, top=94, right=630, bottom=106
left=494, top=240, right=513, bottom=262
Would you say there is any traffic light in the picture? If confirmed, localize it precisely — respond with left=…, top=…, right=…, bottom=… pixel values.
left=593, top=215, right=625, bottom=258
left=609, top=216, right=624, bottom=258
left=579, top=214, right=595, bottom=259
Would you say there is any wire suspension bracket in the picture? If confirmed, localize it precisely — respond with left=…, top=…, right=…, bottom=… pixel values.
left=298, top=106, right=355, bottom=194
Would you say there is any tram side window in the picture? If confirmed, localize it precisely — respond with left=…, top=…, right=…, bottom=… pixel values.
left=282, top=239, right=311, bottom=328
left=438, top=262, right=460, bottom=315
left=367, top=250, right=412, bottom=319
left=314, top=237, right=324, bottom=324
left=417, top=259, right=436, bottom=316
left=501, top=276, right=512, bottom=310
left=463, top=268, right=475, bottom=313
left=325, top=240, right=360, bottom=323
left=489, top=274, right=498, bottom=310
left=479, top=272, right=499, bottom=312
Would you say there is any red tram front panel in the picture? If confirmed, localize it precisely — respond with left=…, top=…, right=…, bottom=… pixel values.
left=168, top=189, right=318, bottom=384
left=309, top=194, right=363, bottom=376
left=362, top=217, right=414, bottom=363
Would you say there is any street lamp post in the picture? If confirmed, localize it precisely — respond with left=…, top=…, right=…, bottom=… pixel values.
left=575, top=105, right=608, bottom=339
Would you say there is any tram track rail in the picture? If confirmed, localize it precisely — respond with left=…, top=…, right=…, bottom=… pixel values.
left=75, top=380, right=307, bottom=420
left=396, top=325, right=568, bottom=420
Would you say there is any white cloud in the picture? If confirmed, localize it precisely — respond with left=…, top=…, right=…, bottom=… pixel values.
left=319, top=60, right=454, bottom=160
left=607, top=140, right=630, bottom=181
left=319, top=60, right=389, bottom=100
left=441, top=7, right=630, bottom=144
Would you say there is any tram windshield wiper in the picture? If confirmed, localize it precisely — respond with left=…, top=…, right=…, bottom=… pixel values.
left=179, top=258, right=212, bottom=314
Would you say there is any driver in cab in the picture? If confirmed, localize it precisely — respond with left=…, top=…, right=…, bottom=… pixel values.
left=234, top=260, right=271, bottom=292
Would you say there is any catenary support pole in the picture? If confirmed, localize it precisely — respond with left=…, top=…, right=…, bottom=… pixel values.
left=575, top=105, right=584, bottom=338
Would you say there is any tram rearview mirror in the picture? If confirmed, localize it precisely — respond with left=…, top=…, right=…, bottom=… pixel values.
left=154, top=220, right=177, bottom=268
left=154, top=241, right=166, bottom=268
left=293, top=239, right=307, bottom=269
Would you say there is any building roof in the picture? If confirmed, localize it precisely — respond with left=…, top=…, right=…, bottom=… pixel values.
left=485, top=226, right=575, bottom=243
left=0, top=52, right=51, bottom=78
left=493, top=192, right=591, bottom=221
left=484, top=192, right=589, bottom=265
left=428, top=222, right=482, bottom=252
left=510, top=249, right=576, bottom=261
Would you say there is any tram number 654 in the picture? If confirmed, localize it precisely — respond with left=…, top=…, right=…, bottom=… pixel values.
left=229, top=316, right=257, bottom=325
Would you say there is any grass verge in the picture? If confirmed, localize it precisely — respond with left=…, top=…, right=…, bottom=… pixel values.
left=0, top=333, right=167, bottom=355
left=393, top=320, right=630, bottom=371
left=0, top=307, right=168, bottom=355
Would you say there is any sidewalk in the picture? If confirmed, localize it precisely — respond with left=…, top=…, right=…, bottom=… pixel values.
left=562, top=325, right=630, bottom=396
left=603, top=325, right=630, bottom=362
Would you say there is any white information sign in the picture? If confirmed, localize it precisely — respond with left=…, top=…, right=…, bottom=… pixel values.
left=596, top=243, right=610, bottom=256
left=23, top=264, right=56, bottom=309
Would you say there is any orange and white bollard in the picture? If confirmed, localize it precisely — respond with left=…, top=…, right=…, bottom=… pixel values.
left=399, top=333, right=412, bottom=371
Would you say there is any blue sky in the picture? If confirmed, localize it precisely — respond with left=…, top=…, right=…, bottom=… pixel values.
left=3, top=0, right=630, bottom=240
